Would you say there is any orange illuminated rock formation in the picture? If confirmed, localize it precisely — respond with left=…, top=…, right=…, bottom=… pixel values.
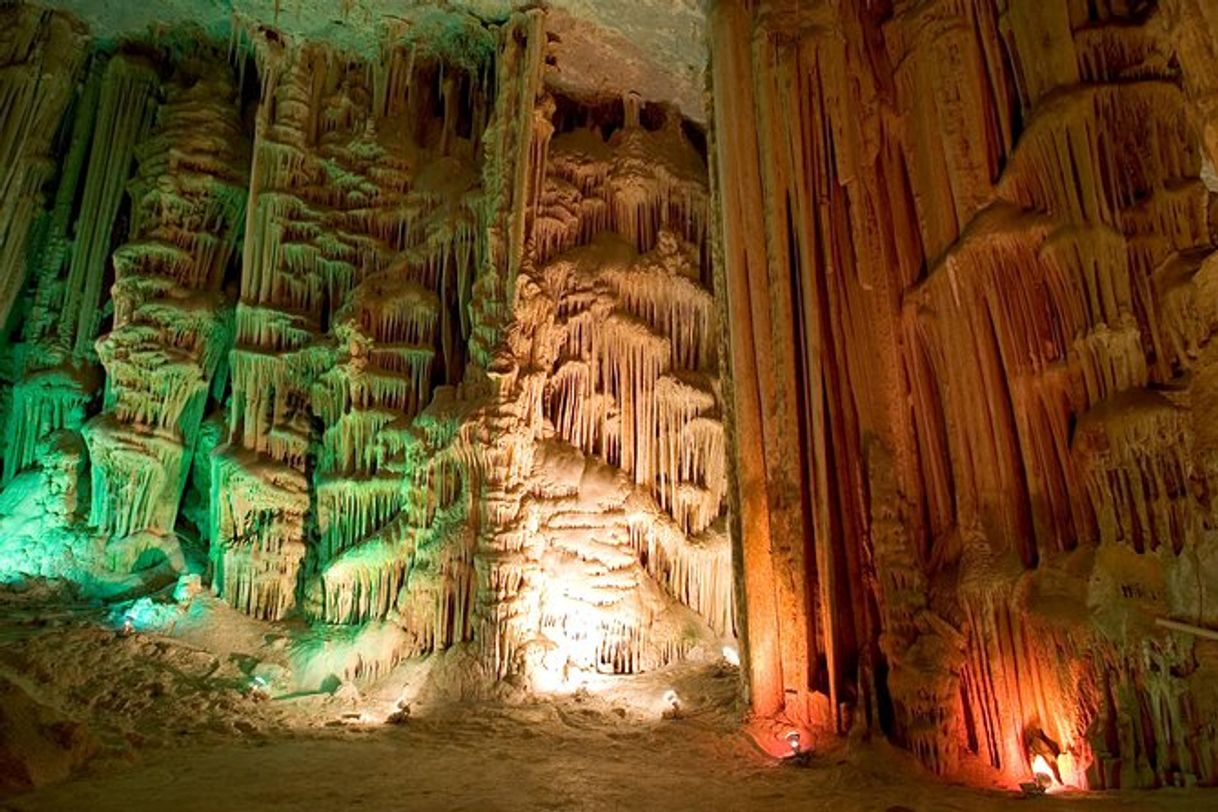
left=710, top=0, right=1218, bottom=790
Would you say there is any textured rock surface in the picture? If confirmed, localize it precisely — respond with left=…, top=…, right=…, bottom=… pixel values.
left=0, top=2, right=727, bottom=700
left=711, top=0, right=1218, bottom=791
left=0, top=675, right=97, bottom=793
left=7, top=0, right=1218, bottom=798
left=37, top=0, right=707, bottom=120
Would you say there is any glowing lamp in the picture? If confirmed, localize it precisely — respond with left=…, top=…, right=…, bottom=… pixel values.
left=781, top=729, right=812, bottom=766
left=721, top=646, right=740, bottom=667
left=661, top=689, right=682, bottom=719
left=1032, top=754, right=1056, bottom=788
left=248, top=675, right=271, bottom=701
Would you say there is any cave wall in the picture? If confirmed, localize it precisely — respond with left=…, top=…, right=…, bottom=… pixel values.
left=710, top=0, right=1218, bottom=790
left=0, top=3, right=730, bottom=690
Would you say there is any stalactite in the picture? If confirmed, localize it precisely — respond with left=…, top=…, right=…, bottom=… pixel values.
left=0, top=6, right=85, bottom=330
left=1073, top=391, right=1210, bottom=555
left=0, top=9, right=93, bottom=483
left=2, top=370, right=92, bottom=484
left=545, top=230, right=722, bottom=537
left=434, top=67, right=729, bottom=681
left=0, top=4, right=731, bottom=701
left=546, top=104, right=708, bottom=263
left=503, top=87, right=732, bottom=669
left=624, top=509, right=733, bottom=637
left=216, top=30, right=489, bottom=619
left=58, top=53, right=159, bottom=357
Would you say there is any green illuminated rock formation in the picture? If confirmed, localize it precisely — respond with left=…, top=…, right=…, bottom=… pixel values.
left=0, top=2, right=728, bottom=691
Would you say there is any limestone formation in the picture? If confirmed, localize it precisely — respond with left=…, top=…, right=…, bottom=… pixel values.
left=0, top=3, right=728, bottom=696
left=710, top=0, right=1218, bottom=790
left=4, top=0, right=1218, bottom=797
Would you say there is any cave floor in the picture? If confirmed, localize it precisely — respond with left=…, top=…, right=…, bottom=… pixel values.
left=0, top=594, right=1215, bottom=811
left=6, top=704, right=1214, bottom=812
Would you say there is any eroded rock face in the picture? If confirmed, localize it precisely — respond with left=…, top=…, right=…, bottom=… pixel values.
left=711, top=0, right=1218, bottom=791
left=0, top=4, right=728, bottom=694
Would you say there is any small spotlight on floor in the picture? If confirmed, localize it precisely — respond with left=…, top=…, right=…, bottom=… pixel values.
left=247, top=675, right=271, bottom=701
left=782, top=730, right=812, bottom=766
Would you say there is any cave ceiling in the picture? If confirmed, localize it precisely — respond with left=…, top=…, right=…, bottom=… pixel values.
left=39, top=0, right=708, bottom=119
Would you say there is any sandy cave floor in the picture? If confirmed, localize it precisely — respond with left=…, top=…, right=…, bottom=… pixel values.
left=12, top=717, right=1218, bottom=812
left=0, top=594, right=1215, bottom=812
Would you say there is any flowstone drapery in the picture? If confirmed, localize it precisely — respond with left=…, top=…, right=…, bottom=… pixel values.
left=463, top=85, right=732, bottom=684
left=710, top=0, right=1218, bottom=790
left=0, top=3, right=730, bottom=691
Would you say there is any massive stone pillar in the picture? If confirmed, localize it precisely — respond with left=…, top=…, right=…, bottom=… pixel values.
left=0, top=8, right=92, bottom=482
left=709, top=0, right=890, bottom=734
left=85, top=58, right=249, bottom=564
left=211, top=33, right=477, bottom=620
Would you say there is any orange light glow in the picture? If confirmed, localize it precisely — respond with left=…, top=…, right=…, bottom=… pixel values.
left=1032, top=754, right=1056, bottom=787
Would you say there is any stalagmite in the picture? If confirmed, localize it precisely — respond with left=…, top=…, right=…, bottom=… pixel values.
left=210, top=449, right=309, bottom=620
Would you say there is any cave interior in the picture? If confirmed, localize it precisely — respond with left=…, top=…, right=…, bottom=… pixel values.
left=3, top=0, right=1218, bottom=808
